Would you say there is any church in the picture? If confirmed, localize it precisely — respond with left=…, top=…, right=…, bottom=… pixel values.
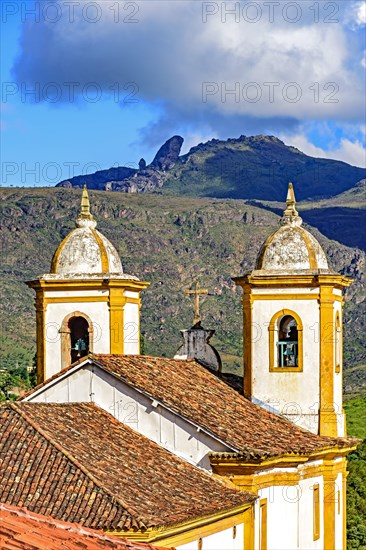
left=0, top=184, right=359, bottom=550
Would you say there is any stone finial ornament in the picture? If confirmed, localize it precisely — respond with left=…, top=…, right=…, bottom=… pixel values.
left=281, top=182, right=302, bottom=227
left=76, top=185, right=97, bottom=229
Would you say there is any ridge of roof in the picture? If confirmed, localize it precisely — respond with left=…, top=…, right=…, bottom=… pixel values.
left=89, top=355, right=356, bottom=456
left=2, top=402, right=255, bottom=531
left=9, top=401, right=147, bottom=530
left=21, top=354, right=357, bottom=457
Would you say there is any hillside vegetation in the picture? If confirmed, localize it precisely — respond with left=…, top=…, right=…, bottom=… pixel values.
left=0, top=188, right=365, bottom=398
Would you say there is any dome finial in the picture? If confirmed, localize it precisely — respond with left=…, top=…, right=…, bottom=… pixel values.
left=281, top=182, right=302, bottom=226
left=76, top=185, right=97, bottom=228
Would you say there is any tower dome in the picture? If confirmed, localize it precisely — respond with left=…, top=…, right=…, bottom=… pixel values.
left=50, top=186, right=125, bottom=278
left=255, top=183, right=329, bottom=273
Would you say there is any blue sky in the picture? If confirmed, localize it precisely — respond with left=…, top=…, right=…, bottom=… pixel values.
left=1, top=0, right=366, bottom=186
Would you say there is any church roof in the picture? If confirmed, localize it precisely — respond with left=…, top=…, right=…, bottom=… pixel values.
left=87, top=355, right=355, bottom=458
left=0, top=504, right=170, bottom=550
left=0, top=402, right=255, bottom=532
left=48, top=186, right=136, bottom=280
left=23, top=355, right=357, bottom=459
left=254, top=183, right=330, bottom=274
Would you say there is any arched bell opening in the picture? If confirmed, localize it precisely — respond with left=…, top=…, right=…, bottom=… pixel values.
left=277, top=315, right=299, bottom=368
left=269, top=309, right=303, bottom=372
left=60, top=311, right=94, bottom=369
left=69, top=316, right=89, bottom=364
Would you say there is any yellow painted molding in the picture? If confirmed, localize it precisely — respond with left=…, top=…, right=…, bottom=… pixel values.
left=242, top=293, right=253, bottom=396
left=259, top=498, right=268, bottom=550
left=319, top=286, right=338, bottom=437
left=210, top=446, right=357, bottom=478
left=343, top=462, right=347, bottom=550
left=313, top=483, right=320, bottom=541
left=109, top=289, right=127, bottom=354
left=50, top=229, right=78, bottom=273
left=244, top=503, right=255, bottom=549
left=251, top=293, right=320, bottom=301
left=44, top=296, right=109, bottom=304
left=106, top=505, right=253, bottom=546
left=90, top=228, right=110, bottom=272
left=300, top=228, right=318, bottom=270
left=35, top=292, right=47, bottom=383
left=26, top=279, right=150, bottom=292
left=234, top=274, right=352, bottom=290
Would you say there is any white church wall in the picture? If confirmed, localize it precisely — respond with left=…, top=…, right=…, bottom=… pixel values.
left=26, top=363, right=230, bottom=469
left=298, top=475, right=324, bottom=550
left=177, top=524, right=244, bottom=550
left=44, top=297, right=110, bottom=378
left=251, top=294, right=321, bottom=433
left=255, top=485, right=298, bottom=550
left=247, top=466, right=326, bottom=550
left=123, top=300, right=140, bottom=354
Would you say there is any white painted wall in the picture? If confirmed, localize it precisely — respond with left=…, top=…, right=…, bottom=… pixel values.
left=177, top=524, right=244, bottom=550
left=123, top=301, right=139, bottom=354
left=250, top=292, right=321, bottom=434
left=298, top=475, right=324, bottom=550
left=43, top=289, right=142, bottom=378
left=26, top=363, right=231, bottom=469
left=44, top=294, right=110, bottom=379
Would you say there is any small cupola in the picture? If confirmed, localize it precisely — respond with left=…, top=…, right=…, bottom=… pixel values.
left=255, top=183, right=330, bottom=274
left=50, top=185, right=124, bottom=278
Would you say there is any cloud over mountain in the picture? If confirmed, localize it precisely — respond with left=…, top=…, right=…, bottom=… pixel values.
left=11, top=0, right=366, bottom=152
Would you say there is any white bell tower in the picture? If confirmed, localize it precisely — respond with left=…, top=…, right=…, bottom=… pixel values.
left=27, top=186, right=149, bottom=383
left=234, top=183, right=352, bottom=437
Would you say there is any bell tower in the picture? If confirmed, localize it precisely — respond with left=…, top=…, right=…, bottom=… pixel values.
left=234, top=183, right=352, bottom=437
left=27, top=186, right=149, bottom=383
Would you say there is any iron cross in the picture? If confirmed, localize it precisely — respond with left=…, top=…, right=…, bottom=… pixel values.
left=185, top=281, right=208, bottom=325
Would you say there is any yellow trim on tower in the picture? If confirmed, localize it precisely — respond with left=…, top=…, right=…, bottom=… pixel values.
left=319, top=286, right=338, bottom=436
left=35, top=291, right=47, bottom=383
left=259, top=498, right=267, bottom=550
left=243, top=292, right=254, bottom=397
left=251, top=293, right=320, bottom=301
left=323, top=461, right=338, bottom=550
left=300, top=227, right=317, bottom=270
left=109, top=288, right=126, bottom=354
left=244, top=503, right=255, bottom=549
left=313, top=483, right=320, bottom=540
left=50, top=229, right=78, bottom=273
left=91, top=228, right=110, bottom=273
left=343, top=463, right=348, bottom=550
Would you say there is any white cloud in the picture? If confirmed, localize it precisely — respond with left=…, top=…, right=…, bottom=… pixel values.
left=280, top=133, right=366, bottom=168
left=12, top=0, right=365, bottom=143
left=354, top=1, right=366, bottom=25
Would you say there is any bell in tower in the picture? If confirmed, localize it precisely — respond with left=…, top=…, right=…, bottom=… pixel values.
left=233, top=183, right=352, bottom=437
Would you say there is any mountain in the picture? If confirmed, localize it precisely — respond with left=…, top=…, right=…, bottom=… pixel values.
left=57, top=135, right=366, bottom=202
left=1, top=188, right=365, bottom=397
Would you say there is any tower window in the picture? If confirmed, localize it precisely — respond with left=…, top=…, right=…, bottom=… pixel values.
left=269, top=309, right=303, bottom=372
left=61, top=312, right=93, bottom=369
left=69, top=316, right=90, bottom=364
left=277, top=315, right=298, bottom=367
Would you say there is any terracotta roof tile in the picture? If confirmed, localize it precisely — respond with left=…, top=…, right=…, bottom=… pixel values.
left=0, top=503, right=171, bottom=549
left=87, top=354, right=356, bottom=458
left=0, top=402, right=255, bottom=532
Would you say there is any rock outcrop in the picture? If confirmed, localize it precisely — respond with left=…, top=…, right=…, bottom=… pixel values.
left=57, top=136, right=184, bottom=193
